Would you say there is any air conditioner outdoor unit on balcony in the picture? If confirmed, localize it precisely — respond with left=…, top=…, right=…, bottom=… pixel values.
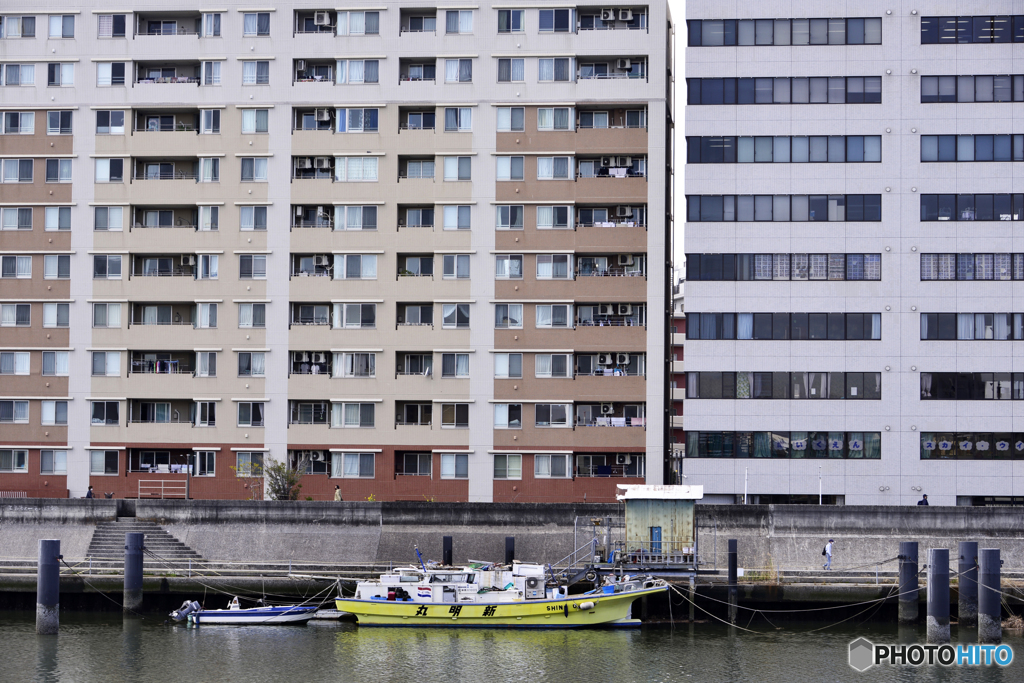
left=616, top=205, right=633, bottom=217
left=312, top=352, right=326, bottom=363
left=598, top=353, right=615, bottom=365
left=616, top=353, right=630, bottom=365
left=601, top=403, right=615, bottom=415
left=617, top=156, right=631, bottom=167
left=617, top=304, right=633, bottom=315
left=601, top=156, right=613, bottom=167
left=601, top=9, right=617, bottom=21
left=618, top=254, right=634, bottom=266
left=314, top=255, right=329, bottom=267
left=296, top=59, right=307, bottom=71
left=314, top=11, right=330, bottom=26
left=315, top=108, right=331, bottom=121
left=296, top=158, right=313, bottom=169
left=615, top=454, right=632, bottom=465
left=315, top=157, right=331, bottom=169
left=180, top=255, right=195, bottom=266
left=618, top=9, right=633, bottom=21
left=616, top=59, right=632, bottom=70
left=311, top=451, right=324, bottom=461
left=599, top=304, right=616, bottom=316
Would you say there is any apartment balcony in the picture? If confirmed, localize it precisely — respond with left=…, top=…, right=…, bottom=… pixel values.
left=573, top=319, right=647, bottom=349
left=293, top=10, right=339, bottom=37
left=575, top=123, right=648, bottom=153
left=671, top=360, right=685, bottom=373
left=134, top=12, right=201, bottom=38
left=289, top=350, right=333, bottom=377
left=573, top=274, right=647, bottom=301
left=575, top=222, right=649, bottom=251
left=127, top=399, right=194, bottom=428
left=127, top=354, right=197, bottom=396
left=128, top=158, right=204, bottom=204
left=129, top=207, right=200, bottom=231
left=133, top=61, right=201, bottom=86
left=576, top=57, right=648, bottom=82
left=672, top=332, right=686, bottom=346
left=670, top=415, right=685, bottom=429
left=571, top=373, right=646, bottom=401
left=575, top=177, right=649, bottom=204
left=672, top=388, right=686, bottom=401
left=398, top=59, right=438, bottom=84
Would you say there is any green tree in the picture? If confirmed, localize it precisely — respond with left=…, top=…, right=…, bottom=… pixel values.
left=265, top=459, right=304, bottom=501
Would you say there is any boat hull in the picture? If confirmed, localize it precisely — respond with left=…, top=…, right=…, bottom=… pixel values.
left=336, top=586, right=666, bottom=628
left=192, top=606, right=317, bottom=625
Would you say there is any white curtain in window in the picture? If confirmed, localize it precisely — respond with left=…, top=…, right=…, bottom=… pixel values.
left=344, top=453, right=359, bottom=475
left=144, top=306, right=158, bottom=324
left=331, top=403, right=344, bottom=427
left=737, top=313, right=754, bottom=339
left=239, top=305, right=253, bottom=327
left=242, top=61, right=257, bottom=84
left=251, top=353, right=265, bottom=376
left=349, top=60, right=364, bottom=83
left=445, top=59, right=460, bottom=82
left=55, top=352, right=69, bottom=375
left=537, top=157, right=553, bottom=178
left=344, top=403, right=360, bottom=427
left=536, top=306, right=552, bottom=327
left=243, top=14, right=258, bottom=34
left=958, top=313, right=974, bottom=340
left=107, top=304, right=121, bottom=327
left=335, top=61, right=348, bottom=84
left=536, top=354, right=551, bottom=376
left=456, top=354, right=469, bottom=376
left=105, top=352, right=120, bottom=375
left=332, top=452, right=345, bottom=476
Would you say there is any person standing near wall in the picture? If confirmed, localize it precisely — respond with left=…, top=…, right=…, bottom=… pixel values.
left=918, top=494, right=929, bottom=505
left=822, top=539, right=834, bottom=570
left=334, top=485, right=343, bottom=502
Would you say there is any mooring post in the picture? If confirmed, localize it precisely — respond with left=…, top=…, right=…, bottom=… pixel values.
left=926, top=548, right=950, bottom=643
left=727, top=539, right=737, bottom=625
left=124, top=532, right=144, bottom=613
left=898, top=541, right=919, bottom=624
left=505, top=536, right=515, bottom=564
left=958, top=541, right=979, bottom=627
left=442, top=536, right=453, bottom=566
left=36, top=539, right=60, bottom=635
left=978, top=548, right=1002, bottom=644
left=688, top=574, right=695, bottom=622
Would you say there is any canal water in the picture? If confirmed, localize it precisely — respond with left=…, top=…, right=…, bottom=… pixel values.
left=1, top=611, right=1020, bottom=682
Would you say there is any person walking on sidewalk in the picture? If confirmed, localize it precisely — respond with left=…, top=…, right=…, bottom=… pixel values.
left=917, top=494, right=929, bottom=505
left=823, top=539, right=834, bottom=570
left=334, top=485, right=343, bottom=501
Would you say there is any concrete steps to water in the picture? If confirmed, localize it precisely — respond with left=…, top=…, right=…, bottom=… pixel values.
left=85, top=518, right=204, bottom=566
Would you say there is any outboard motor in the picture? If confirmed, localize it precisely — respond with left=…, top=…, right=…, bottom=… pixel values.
left=170, top=600, right=201, bottom=621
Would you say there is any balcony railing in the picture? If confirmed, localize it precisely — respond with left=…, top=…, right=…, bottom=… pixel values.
left=292, top=219, right=333, bottom=229
left=130, top=360, right=193, bottom=374
left=577, top=220, right=647, bottom=228
left=134, top=171, right=198, bottom=180
left=395, top=419, right=432, bottom=426
left=577, top=318, right=644, bottom=327
left=135, top=76, right=200, bottom=84
left=130, top=319, right=194, bottom=326
left=576, top=417, right=646, bottom=427
left=577, top=268, right=646, bottom=277
left=130, top=268, right=194, bottom=277
left=132, top=222, right=198, bottom=230
left=129, top=417, right=191, bottom=424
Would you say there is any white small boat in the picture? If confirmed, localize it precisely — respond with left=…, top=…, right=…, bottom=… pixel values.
left=171, top=597, right=317, bottom=625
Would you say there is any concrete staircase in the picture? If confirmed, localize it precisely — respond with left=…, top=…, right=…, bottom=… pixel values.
left=86, top=518, right=204, bottom=567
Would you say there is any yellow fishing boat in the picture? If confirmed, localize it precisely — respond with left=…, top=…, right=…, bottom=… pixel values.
left=336, top=561, right=667, bottom=628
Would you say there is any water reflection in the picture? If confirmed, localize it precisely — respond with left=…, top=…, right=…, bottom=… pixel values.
left=0, top=612, right=1019, bottom=683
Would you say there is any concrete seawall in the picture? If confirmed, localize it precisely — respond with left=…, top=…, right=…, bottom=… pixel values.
left=3, top=500, right=1024, bottom=569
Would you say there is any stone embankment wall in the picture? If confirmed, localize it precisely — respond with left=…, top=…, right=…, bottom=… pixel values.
left=2, top=500, right=1023, bottom=569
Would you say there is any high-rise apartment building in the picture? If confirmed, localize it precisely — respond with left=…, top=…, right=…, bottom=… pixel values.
left=0, top=2, right=672, bottom=502
left=684, top=3, right=1024, bottom=506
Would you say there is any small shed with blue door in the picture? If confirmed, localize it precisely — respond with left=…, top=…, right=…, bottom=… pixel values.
left=616, top=485, right=703, bottom=567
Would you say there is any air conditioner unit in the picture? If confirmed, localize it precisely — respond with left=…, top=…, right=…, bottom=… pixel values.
left=616, top=205, right=633, bottom=217
left=601, top=9, right=617, bottom=21
left=618, top=254, right=634, bottom=266
left=601, top=156, right=614, bottom=167
left=296, top=59, right=307, bottom=72
left=293, top=352, right=305, bottom=362
left=314, top=11, right=330, bottom=26
left=524, top=576, right=545, bottom=600
left=601, top=403, right=615, bottom=415
left=616, top=59, right=632, bottom=70
left=617, top=304, right=633, bottom=316
left=616, top=353, right=630, bottom=365
left=314, top=255, right=329, bottom=267
left=616, top=156, right=631, bottom=167
left=315, top=108, right=331, bottom=122
left=180, top=255, right=196, bottom=266
left=296, top=158, right=313, bottom=169
left=312, top=352, right=326, bottom=363
left=615, top=453, right=632, bottom=465
left=599, top=303, right=616, bottom=316
left=618, top=9, right=633, bottom=21
left=311, top=451, right=324, bottom=461
left=598, top=353, right=615, bottom=365
left=315, top=157, right=331, bottom=169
